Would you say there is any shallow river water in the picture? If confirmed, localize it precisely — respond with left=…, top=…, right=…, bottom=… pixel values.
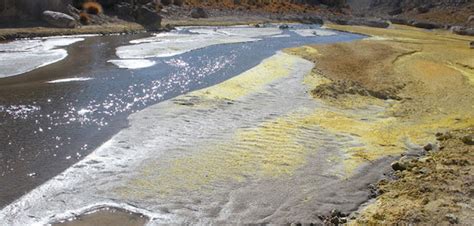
left=0, top=24, right=378, bottom=224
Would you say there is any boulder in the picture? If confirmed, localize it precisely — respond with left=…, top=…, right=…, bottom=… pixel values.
left=138, top=0, right=154, bottom=4
left=451, top=26, right=474, bottom=36
left=416, top=4, right=432, bottom=14
left=299, top=16, right=324, bottom=24
left=42, top=10, right=76, bottom=28
left=388, top=8, right=402, bottom=16
left=411, top=21, right=442, bottom=29
left=468, top=15, right=474, bottom=23
left=389, top=18, right=412, bottom=25
left=470, top=41, right=474, bottom=49
left=17, top=0, right=73, bottom=18
left=173, top=0, right=184, bottom=6
left=330, top=18, right=349, bottom=25
left=114, top=3, right=134, bottom=21
left=461, top=135, right=474, bottom=145
left=279, top=24, right=289, bottom=29
left=190, top=7, right=208, bottom=18
left=347, top=18, right=390, bottom=28
left=135, top=6, right=162, bottom=30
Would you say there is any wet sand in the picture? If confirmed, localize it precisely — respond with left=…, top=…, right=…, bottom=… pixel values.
left=53, top=208, right=148, bottom=226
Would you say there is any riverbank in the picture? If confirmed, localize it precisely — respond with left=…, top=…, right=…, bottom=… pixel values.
left=0, top=16, right=300, bottom=41
left=287, top=23, right=474, bottom=224
left=0, top=22, right=145, bottom=41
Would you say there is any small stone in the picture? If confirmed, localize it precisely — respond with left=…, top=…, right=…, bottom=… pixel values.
left=421, top=197, right=430, bottom=205
left=279, top=24, right=289, bottom=30
left=436, top=132, right=452, bottom=141
left=445, top=214, right=459, bottom=224
left=423, top=143, right=433, bottom=151
left=418, top=167, right=431, bottom=174
left=330, top=209, right=341, bottom=217
left=391, top=161, right=407, bottom=171
left=418, top=156, right=433, bottom=163
left=461, top=135, right=474, bottom=145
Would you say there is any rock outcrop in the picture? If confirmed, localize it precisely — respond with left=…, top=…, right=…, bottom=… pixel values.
left=42, top=10, right=76, bottom=28
left=190, top=7, right=208, bottom=18
left=136, top=5, right=162, bottom=30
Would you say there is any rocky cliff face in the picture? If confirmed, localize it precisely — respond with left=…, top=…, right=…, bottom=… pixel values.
left=348, top=0, right=471, bottom=13
left=0, top=0, right=71, bottom=20
left=348, top=0, right=473, bottom=26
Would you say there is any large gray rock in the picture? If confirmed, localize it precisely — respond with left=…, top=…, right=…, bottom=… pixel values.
left=42, top=10, right=76, bottom=28
left=135, top=6, right=162, bottom=31
left=468, top=15, right=474, bottom=23
left=114, top=2, right=135, bottom=21
left=299, top=16, right=324, bottom=24
left=347, top=18, right=390, bottom=28
left=17, top=0, right=72, bottom=18
left=451, top=26, right=474, bottom=36
left=190, top=7, right=208, bottom=19
left=389, top=17, right=412, bottom=25
left=411, top=20, right=442, bottom=29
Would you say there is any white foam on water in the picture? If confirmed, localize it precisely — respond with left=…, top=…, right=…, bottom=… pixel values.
left=47, top=77, right=93, bottom=84
left=216, top=27, right=282, bottom=37
left=116, top=33, right=257, bottom=59
left=0, top=37, right=85, bottom=78
left=272, top=34, right=292, bottom=38
left=108, top=59, right=157, bottom=69
left=115, top=26, right=283, bottom=59
left=293, top=29, right=338, bottom=37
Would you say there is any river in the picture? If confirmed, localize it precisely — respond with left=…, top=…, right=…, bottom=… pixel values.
left=0, top=24, right=373, bottom=224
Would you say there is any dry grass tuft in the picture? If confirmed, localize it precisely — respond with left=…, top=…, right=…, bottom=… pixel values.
left=79, top=12, right=90, bottom=25
left=83, top=2, right=103, bottom=15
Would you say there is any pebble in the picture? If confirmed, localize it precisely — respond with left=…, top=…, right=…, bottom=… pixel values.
left=445, top=214, right=459, bottom=224
left=423, top=143, right=433, bottom=151
left=391, top=161, right=407, bottom=171
left=461, top=135, right=474, bottom=145
left=436, top=132, right=452, bottom=141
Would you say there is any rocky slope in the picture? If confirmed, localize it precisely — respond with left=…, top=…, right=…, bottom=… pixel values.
left=348, top=0, right=474, bottom=26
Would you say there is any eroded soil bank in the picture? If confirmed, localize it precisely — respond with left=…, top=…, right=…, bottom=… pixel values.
left=288, top=24, right=474, bottom=224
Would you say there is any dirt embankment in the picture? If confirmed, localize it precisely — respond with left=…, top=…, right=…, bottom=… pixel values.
left=357, top=128, right=474, bottom=224
left=287, top=24, right=474, bottom=224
